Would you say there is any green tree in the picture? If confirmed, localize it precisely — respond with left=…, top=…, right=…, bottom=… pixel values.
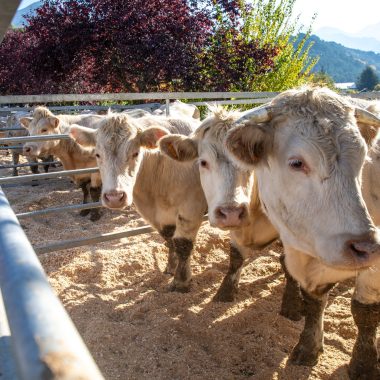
left=238, top=0, right=317, bottom=91
left=356, top=66, right=379, bottom=91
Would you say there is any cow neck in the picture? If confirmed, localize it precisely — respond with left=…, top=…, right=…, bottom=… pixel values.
left=50, top=130, right=94, bottom=171
left=234, top=171, right=278, bottom=249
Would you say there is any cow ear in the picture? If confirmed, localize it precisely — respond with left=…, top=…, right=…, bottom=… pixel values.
left=139, top=127, right=169, bottom=149
left=70, top=125, right=97, bottom=147
left=357, top=122, right=379, bottom=147
left=159, top=134, right=198, bottom=162
left=225, top=123, right=273, bottom=168
left=47, top=117, right=60, bottom=128
left=20, top=117, right=33, bottom=129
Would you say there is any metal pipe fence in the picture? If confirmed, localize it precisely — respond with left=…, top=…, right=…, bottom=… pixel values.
left=2, top=90, right=380, bottom=253
left=0, top=160, right=60, bottom=169
left=0, top=167, right=99, bottom=185
left=17, top=201, right=102, bottom=219
left=0, top=188, right=104, bottom=380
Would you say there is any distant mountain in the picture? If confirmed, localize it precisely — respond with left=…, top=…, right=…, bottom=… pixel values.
left=12, top=1, right=43, bottom=28
left=317, top=27, right=380, bottom=54
left=357, top=22, right=380, bottom=42
left=298, top=34, right=380, bottom=83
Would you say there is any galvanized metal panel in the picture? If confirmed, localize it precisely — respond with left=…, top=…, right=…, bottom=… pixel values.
left=0, top=167, right=99, bottom=185
left=0, top=134, right=70, bottom=144
left=0, top=290, right=20, bottom=380
left=0, top=188, right=104, bottom=379
left=17, top=201, right=102, bottom=219
left=0, top=91, right=279, bottom=104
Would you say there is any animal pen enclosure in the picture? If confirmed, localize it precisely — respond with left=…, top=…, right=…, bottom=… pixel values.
left=1, top=90, right=380, bottom=379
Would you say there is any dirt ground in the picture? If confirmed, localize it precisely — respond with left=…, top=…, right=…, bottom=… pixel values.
left=1, top=152, right=362, bottom=380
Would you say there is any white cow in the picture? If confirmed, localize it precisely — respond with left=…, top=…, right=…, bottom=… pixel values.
left=70, top=113, right=207, bottom=292
left=224, top=87, right=380, bottom=379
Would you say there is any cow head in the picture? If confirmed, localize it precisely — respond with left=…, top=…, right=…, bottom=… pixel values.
left=21, top=108, right=61, bottom=157
left=70, top=114, right=169, bottom=209
left=225, top=87, right=380, bottom=270
left=159, top=107, right=254, bottom=230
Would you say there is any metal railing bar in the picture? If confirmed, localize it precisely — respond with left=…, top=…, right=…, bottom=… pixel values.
left=0, top=290, right=20, bottom=380
left=0, top=146, right=23, bottom=150
left=192, top=98, right=273, bottom=106
left=35, top=225, right=155, bottom=254
left=0, top=161, right=60, bottom=169
left=0, top=127, right=27, bottom=131
left=0, top=92, right=280, bottom=104
left=0, top=134, right=70, bottom=144
left=34, top=215, right=209, bottom=254
left=0, top=188, right=104, bottom=379
left=17, top=202, right=102, bottom=219
left=0, top=167, right=99, bottom=184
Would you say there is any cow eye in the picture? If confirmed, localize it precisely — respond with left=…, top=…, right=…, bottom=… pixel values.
left=132, top=152, right=139, bottom=159
left=41, top=129, right=47, bottom=133
left=289, top=158, right=308, bottom=173
left=95, top=153, right=100, bottom=159
left=200, top=160, right=209, bottom=169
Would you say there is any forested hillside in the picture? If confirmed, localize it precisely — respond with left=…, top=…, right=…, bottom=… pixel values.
left=298, top=34, right=380, bottom=82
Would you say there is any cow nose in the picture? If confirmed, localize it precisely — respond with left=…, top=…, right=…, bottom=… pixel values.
left=214, top=204, right=247, bottom=228
left=345, top=231, right=380, bottom=265
left=103, top=190, right=127, bottom=209
left=23, top=146, right=31, bottom=155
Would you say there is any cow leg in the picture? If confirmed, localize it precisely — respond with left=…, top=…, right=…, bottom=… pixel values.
left=290, top=285, right=333, bottom=366
left=348, top=300, right=380, bottom=380
left=12, top=152, right=19, bottom=176
left=213, top=244, right=245, bottom=302
left=41, top=156, right=52, bottom=173
left=89, top=186, right=102, bottom=222
left=30, top=158, right=39, bottom=174
left=348, top=268, right=380, bottom=380
left=171, top=237, right=193, bottom=293
left=159, top=225, right=177, bottom=275
left=279, top=253, right=304, bottom=321
left=79, top=180, right=91, bottom=216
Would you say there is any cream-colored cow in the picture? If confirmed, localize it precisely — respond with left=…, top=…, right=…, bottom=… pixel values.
left=225, top=87, right=380, bottom=379
left=70, top=113, right=207, bottom=292
left=21, top=106, right=104, bottom=221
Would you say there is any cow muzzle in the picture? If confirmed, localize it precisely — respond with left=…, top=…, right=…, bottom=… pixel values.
left=102, top=190, right=127, bottom=209
left=213, top=203, right=248, bottom=229
left=343, top=230, right=380, bottom=269
left=23, top=144, right=39, bottom=157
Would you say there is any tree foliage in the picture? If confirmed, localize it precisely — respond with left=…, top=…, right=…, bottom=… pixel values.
left=356, top=65, right=380, bottom=91
left=0, top=0, right=316, bottom=94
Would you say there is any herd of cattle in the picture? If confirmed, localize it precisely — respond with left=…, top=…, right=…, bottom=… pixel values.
left=1, top=87, right=380, bottom=379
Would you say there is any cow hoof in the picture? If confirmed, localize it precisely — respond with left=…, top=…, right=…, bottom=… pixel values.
left=212, top=288, right=236, bottom=302
left=348, top=360, right=380, bottom=380
left=279, top=307, right=303, bottom=322
left=289, top=342, right=322, bottom=366
left=90, top=211, right=101, bottom=222
left=169, top=282, right=190, bottom=293
left=79, top=209, right=91, bottom=217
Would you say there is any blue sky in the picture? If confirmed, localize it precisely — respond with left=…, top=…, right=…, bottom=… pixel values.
left=18, top=0, right=380, bottom=35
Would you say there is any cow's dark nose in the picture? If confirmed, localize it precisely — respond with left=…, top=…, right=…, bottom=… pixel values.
left=214, top=204, right=248, bottom=228
left=102, top=190, right=127, bottom=209
left=345, top=230, right=380, bottom=265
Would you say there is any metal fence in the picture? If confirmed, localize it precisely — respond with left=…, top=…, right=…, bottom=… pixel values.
left=1, top=90, right=380, bottom=253
left=0, top=187, right=104, bottom=380
left=1, top=90, right=380, bottom=378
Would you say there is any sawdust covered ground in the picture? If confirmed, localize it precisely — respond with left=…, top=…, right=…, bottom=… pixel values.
left=1, top=152, right=358, bottom=380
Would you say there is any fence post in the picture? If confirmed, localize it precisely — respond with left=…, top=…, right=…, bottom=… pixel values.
left=0, top=187, right=104, bottom=380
